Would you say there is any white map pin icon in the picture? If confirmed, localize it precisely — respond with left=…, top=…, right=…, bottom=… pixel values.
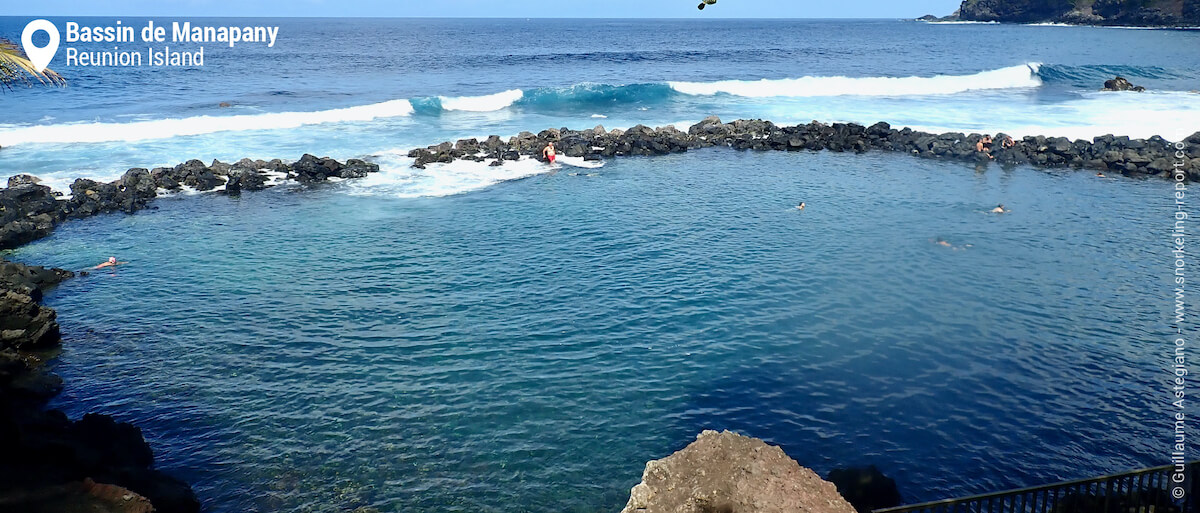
left=21, top=19, right=60, bottom=74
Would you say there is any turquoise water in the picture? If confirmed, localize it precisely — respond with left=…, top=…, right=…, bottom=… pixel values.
left=11, top=149, right=1172, bottom=512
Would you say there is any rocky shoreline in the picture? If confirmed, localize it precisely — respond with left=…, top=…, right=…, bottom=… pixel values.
left=0, top=117, right=1196, bottom=511
left=0, top=261, right=199, bottom=513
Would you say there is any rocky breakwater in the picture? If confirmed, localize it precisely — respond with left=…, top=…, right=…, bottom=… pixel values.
left=0, top=260, right=200, bottom=512
left=0, top=154, right=380, bottom=251
left=620, top=430, right=858, bottom=513
left=408, top=117, right=1200, bottom=180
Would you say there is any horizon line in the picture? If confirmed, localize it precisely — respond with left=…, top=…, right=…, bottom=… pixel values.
left=0, top=15, right=940, bottom=20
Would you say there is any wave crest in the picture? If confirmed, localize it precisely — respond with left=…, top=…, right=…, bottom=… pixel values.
left=668, top=63, right=1043, bottom=98
left=439, top=89, right=525, bottom=112
left=0, top=99, right=414, bottom=146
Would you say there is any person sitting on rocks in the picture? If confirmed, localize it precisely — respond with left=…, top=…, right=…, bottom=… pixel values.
left=1000, top=135, right=1015, bottom=149
left=976, top=135, right=994, bottom=160
left=976, top=135, right=993, bottom=153
left=93, top=256, right=127, bottom=270
left=542, top=142, right=556, bottom=164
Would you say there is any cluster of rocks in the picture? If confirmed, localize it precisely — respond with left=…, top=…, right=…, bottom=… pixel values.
left=0, top=260, right=71, bottom=351
left=408, top=116, right=1200, bottom=179
left=1103, top=76, right=1146, bottom=92
left=0, top=260, right=200, bottom=513
left=0, top=154, right=380, bottom=250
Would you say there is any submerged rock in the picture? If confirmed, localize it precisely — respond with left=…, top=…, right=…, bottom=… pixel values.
left=0, top=479, right=156, bottom=513
left=620, top=430, right=857, bottom=513
left=827, top=465, right=904, bottom=513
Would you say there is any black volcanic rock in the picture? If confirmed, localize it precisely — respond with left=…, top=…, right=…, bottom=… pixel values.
left=0, top=184, right=65, bottom=250
left=340, top=159, right=380, bottom=179
left=6, top=174, right=42, bottom=188
left=0, top=260, right=70, bottom=352
left=291, top=154, right=343, bottom=182
left=959, top=0, right=1073, bottom=22
left=0, top=260, right=200, bottom=513
left=1103, top=76, right=1146, bottom=92
left=403, top=119, right=1198, bottom=183
left=0, top=289, right=60, bottom=350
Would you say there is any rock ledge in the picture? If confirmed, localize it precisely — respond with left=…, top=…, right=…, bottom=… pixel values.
left=620, top=430, right=858, bottom=513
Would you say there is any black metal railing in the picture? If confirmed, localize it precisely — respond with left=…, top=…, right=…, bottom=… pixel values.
left=875, top=461, right=1200, bottom=513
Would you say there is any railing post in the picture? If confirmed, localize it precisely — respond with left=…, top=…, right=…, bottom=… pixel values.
left=1103, top=475, right=1113, bottom=513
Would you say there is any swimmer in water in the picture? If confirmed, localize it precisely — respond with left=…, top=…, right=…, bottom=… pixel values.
left=1096, top=172, right=1106, bottom=178
left=932, top=238, right=973, bottom=251
left=93, top=256, right=127, bottom=270
left=990, top=204, right=1009, bottom=214
left=796, top=202, right=806, bottom=210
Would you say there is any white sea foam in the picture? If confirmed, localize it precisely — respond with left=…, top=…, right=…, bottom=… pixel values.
left=0, top=99, right=415, bottom=147
left=556, top=156, right=605, bottom=169
left=668, top=63, right=1042, bottom=98
left=1027, top=22, right=1200, bottom=29
left=900, top=91, right=1200, bottom=141
left=922, top=20, right=1000, bottom=24
left=438, top=89, right=524, bottom=112
left=346, top=150, right=560, bottom=198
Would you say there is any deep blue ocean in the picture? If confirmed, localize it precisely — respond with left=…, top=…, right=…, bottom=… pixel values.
left=1, top=16, right=1198, bottom=513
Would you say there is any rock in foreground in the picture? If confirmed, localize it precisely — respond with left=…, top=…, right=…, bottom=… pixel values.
left=621, top=430, right=857, bottom=513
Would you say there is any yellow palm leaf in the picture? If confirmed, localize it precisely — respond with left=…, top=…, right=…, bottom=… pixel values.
left=0, top=38, right=65, bottom=89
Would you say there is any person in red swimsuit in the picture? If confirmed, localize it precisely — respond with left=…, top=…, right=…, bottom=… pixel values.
left=543, top=142, right=556, bottom=164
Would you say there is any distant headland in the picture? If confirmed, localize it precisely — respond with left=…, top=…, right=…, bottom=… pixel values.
left=920, top=0, right=1199, bottom=27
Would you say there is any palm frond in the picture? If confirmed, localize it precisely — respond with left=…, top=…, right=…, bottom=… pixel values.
left=0, top=38, right=65, bottom=89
